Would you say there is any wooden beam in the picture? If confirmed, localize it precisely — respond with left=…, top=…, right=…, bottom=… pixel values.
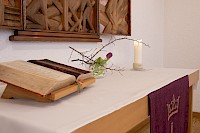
left=188, top=86, right=193, bottom=133
left=15, top=30, right=100, bottom=39
left=3, top=20, right=21, bottom=27
left=53, top=0, right=63, bottom=14
left=189, top=70, right=199, bottom=87
left=4, top=6, right=20, bottom=15
left=63, top=0, right=69, bottom=31
left=4, top=13, right=20, bottom=21
left=68, top=1, right=82, bottom=32
left=188, top=69, right=199, bottom=133
left=9, top=35, right=102, bottom=42
left=41, top=0, right=48, bottom=30
left=0, top=4, right=4, bottom=25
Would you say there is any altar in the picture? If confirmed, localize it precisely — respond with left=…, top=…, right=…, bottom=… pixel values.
left=0, top=68, right=198, bottom=133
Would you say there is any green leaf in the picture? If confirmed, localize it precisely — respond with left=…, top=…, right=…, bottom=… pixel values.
left=91, top=57, right=110, bottom=77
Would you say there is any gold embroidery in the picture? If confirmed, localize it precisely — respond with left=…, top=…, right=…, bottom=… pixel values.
left=171, top=122, right=174, bottom=133
left=166, top=94, right=180, bottom=121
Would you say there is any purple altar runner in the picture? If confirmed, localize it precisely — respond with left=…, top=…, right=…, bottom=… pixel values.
left=149, top=76, right=189, bottom=133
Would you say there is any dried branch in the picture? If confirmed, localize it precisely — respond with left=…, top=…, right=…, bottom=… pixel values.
left=104, top=66, right=125, bottom=72
left=71, top=59, right=93, bottom=65
left=88, top=37, right=150, bottom=62
left=68, top=37, right=150, bottom=76
left=69, top=46, right=94, bottom=62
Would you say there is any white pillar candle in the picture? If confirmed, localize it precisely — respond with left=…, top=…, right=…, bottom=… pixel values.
left=134, top=39, right=143, bottom=64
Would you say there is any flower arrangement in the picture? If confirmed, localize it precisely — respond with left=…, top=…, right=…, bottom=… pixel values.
left=90, top=52, right=113, bottom=77
left=69, top=37, right=150, bottom=77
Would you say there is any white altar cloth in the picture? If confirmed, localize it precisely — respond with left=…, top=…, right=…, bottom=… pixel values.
left=0, top=68, right=197, bottom=133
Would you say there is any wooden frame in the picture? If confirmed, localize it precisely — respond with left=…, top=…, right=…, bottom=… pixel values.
left=9, top=30, right=102, bottom=42
left=8, top=0, right=102, bottom=42
left=99, top=0, right=131, bottom=35
left=0, top=0, right=23, bottom=29
left=1, top=77, right=96, bottom=102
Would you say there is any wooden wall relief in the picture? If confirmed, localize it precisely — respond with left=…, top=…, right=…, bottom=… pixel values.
left=0, top=0, right=131, bottom=42
left=10, top=0, right=102, bottom=42
left=25, top=0, right=97, bottom=33
left=0, top=0, right=22, bottom=29
left=99, top=0, right=131, bottom=35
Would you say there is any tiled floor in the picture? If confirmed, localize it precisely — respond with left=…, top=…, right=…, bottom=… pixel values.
left=192, top=116, right=200, bottom=133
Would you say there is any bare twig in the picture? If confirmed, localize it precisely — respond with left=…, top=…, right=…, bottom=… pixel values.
left=69, top=46, right=94, bottom=62
left=69, top=37, right=150, bottom=74
left=68, top=49, right=74, bottom=63
left=71, top=59, right=93, bottom=65
left=88, top=37, right=150, bottom=62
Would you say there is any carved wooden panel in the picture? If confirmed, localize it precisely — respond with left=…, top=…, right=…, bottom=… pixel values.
left=9, top=0, right=101, bottom=42
left=99, top=0, right=131, bottom=35
left=0, top=0, right=132, bottom=42
left=25, top=0, right=98, bottom=34
left=0, top=0, right=22, bottom=29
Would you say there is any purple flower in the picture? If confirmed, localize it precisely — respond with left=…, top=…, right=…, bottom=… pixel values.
left=106, top=52, right=113, bottom=59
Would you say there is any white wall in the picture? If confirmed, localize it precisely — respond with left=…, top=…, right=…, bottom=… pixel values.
left=0, top=0, right=164, bottom=70
left=164, top=0, right=200, bottom=112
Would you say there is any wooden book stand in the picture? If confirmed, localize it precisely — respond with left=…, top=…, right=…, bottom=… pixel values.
left=1, top=78, right=95, bottom=102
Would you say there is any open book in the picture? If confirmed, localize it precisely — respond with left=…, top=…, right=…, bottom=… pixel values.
left=0, top=60, right=94, bottom=96
left=28, top=59, right=93, bottom=81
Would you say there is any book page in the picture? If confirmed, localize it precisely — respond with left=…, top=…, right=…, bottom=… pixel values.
left=0, top=60, right=76, bottom=95
left=2, top=60, right=73, bottom=80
